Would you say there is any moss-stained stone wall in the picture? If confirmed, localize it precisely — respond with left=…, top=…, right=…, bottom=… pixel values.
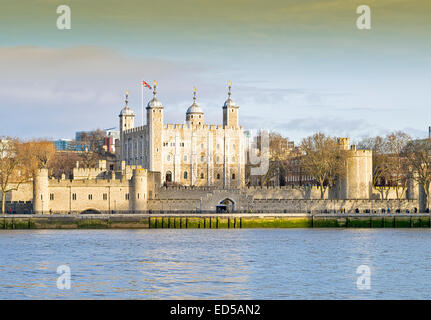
left=2, top=214, right=431, bottom=229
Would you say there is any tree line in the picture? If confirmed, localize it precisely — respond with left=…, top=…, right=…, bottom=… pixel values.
left=0, top=130, right=109, bottom=214
left=253, top=131, right=431, bottom=207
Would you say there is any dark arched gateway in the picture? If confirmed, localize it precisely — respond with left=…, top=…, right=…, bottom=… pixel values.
left=165, top=171, right=172, bottom=183
left=216, top=198, right=235, bottom=213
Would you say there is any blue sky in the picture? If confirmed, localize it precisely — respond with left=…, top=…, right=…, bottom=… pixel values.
left=0, top=0, right=430, bottom=144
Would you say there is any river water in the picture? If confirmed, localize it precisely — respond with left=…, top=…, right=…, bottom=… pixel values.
left=1, top=229, right=431, bottom=299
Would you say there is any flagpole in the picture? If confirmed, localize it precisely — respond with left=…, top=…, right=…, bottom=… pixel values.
left=141, top=81, right=144, bottom=126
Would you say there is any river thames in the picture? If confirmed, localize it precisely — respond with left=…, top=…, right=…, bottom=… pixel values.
left=1, top=229, right=431, bottom=299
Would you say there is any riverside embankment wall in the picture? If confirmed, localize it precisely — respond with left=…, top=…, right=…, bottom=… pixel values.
left=2, top=214, right=431, bottom=229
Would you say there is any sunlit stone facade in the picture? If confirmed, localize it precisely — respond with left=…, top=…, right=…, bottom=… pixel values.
left=118, top=83, right=245, bottom=188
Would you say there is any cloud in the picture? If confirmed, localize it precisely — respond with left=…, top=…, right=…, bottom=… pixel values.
left=0, top=44, right=428, bottom=144
left=0, top=46, right=210, bottom=138
left=238, top=115, right=389, bottom=143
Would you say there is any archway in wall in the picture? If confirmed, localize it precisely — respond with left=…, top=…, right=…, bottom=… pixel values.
left=81, top=208, right=102, bottom=214
left=216, top=198, right=235, bottom=213
left=166, top=171, right=172, bottom=183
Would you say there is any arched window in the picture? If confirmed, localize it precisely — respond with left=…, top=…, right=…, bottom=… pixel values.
left=201, top=156, right=204, bottom=163
left=216, top=156, right=220, bottom=163
left=217, top=173, right=220, bottom=180
left=167, top=155, right=171, bottom=161
left=166, top=171, right=172, bottom=182
left=232, top=156, right=235, bottom=162
left=200, top=173, right=204, bottom=179
left=184, top=171, right=188, bottom=179
left=184, top=155, right=188, bottom=162
left=232, top=173, right=236, bottom=180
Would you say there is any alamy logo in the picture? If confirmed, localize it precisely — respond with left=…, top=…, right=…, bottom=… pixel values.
left=56, top=5, right=71, bottom=30
left=356, top=265, right=371, bottom=290
left=56, top=265, right=71, bottom=290
left=247, top=130, right=269, bottom=176
left=356, top=5, right=371, bottom=30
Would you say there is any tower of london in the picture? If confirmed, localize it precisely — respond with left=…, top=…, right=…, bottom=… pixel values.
left=117, top=82, right=245, bottom=188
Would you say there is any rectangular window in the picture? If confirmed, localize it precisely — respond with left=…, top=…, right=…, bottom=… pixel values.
left=103, top=193, right=108, bottom=200
left=125, top=193, right=129, bottom=200
left=88, top=194, right=93, bottom=200
left=72, top=193, right=76, bottom=200
left=49, top=193, right=54, bottom=200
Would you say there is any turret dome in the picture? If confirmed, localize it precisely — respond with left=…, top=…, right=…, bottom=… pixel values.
left=223, top=81, right=238, bottom=108
left=146, top=82, right=163, bottom=109
left=120, top=105, right=135, bottom=116
left=223, top=97, right=237, bottom=108
left=147, top=97, right=163, bottom=108
left=186, top=86, right=204, bottom=125
left=186, top=103, right=203, bottom=114
left=119, top=90, right=135, bottom=116
left=186, top=86, right=204, bottom=115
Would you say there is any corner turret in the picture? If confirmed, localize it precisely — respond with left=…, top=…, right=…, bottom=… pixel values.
left=33, top=168, right=49, bottom=214
left=223, top=81, right=239, bottom=128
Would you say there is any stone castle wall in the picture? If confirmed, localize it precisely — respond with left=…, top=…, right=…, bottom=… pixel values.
left=151, top=186, right=418, bottom=213
left=1, top=168, right=424, bottom=214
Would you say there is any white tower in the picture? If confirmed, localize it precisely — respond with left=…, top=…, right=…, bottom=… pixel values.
left=119, top=90, right=135, bottom=163
left=223, top=81, right=239, bottom=128
left=119, top=90, right=135, bottom=132
left=146, top=81, right=164, bottom=173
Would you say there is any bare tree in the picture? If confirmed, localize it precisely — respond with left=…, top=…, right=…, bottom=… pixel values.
left=386, top=132, right=411, bottom=200
left=73, top=129, right=106, bottom=168
left=358, top=132, right=412, bottom=200
left=49, top=151, right=81, bottom=179
left=257, top=132, right=293, bottom=186
left=21, top=140, right=56, bottom=174
left=0, top=138, right=32, bottom=214
left=358, top=135, right=390, bottom=199
left=404, top=138, right=431, bottom=211
left=300, top=133, right=346, bottom=199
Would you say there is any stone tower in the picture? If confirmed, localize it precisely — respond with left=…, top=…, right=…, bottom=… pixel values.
left=146, top=81, right=164, bottom=173
left=119, top=90, right=135, bottom=132
left=337, top=138, right=373, bottom=199
left=223, top=81, right=239, bottom=128
left=119, top=90, right=135, bottom=162
left=186, top=86, right=204, bottom=126
left=33, top=168, right=49, bottom=214
left=131, top=168, right=147, bottom=213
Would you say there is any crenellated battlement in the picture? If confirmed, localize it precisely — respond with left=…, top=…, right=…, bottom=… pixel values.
left=124, top=125, right=146, bottom=134
left=245, top=185, right=321, bottom=190
left=48, top=178, right=128, bottom=187
left=349, top=148, right=372, bottom=156
left=162, top=123, right=242, bottom=132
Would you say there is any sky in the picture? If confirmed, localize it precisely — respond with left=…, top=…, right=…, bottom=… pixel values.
left=0, top=0, right=430, bottom=144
